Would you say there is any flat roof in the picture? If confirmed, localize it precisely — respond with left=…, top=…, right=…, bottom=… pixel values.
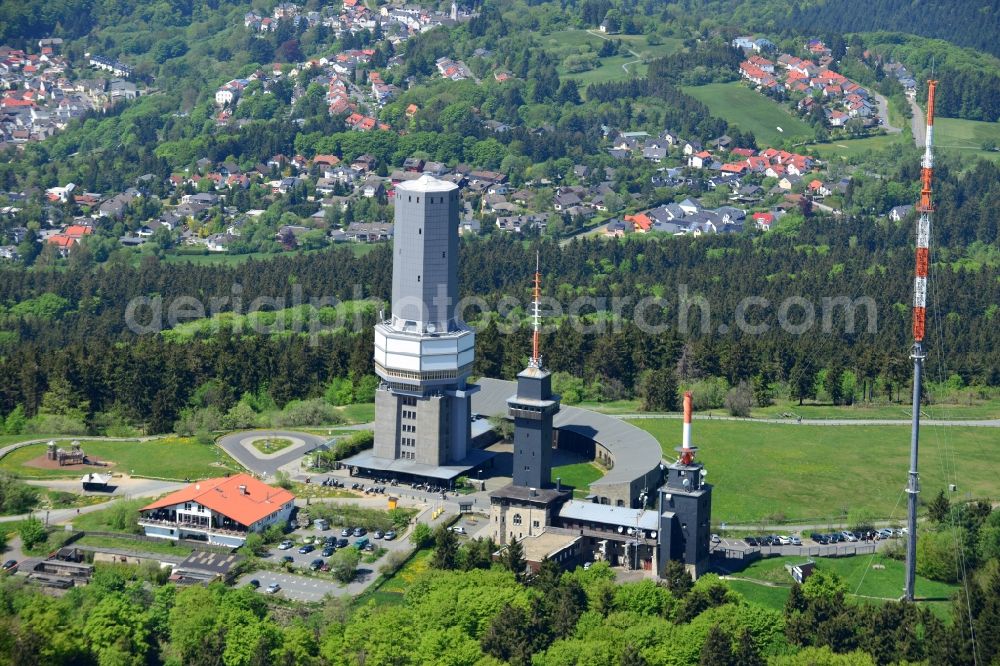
left=472, top=378, right=664, bottom=490
left=558, top=500, right=659, bottom=531
left=489, top=483, right=570, bottom=504
left=520, top=532, right=581, bottom=563
left=342, top=447, right=496, bottom=480
left=176, top=551, right=244, bottom=575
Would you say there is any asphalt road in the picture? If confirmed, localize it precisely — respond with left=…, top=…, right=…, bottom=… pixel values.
left=870, top=89, right=902, bottom=134
left=217, top=430, right=328, bottom=477
left=616, top=413, right=1000, bottom=427
left=910, top=96, right=927, bottom=148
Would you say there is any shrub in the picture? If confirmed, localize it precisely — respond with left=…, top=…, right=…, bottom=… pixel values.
left=274, top=399, right=342, bottom=427
left=724, top=381, right=752, bottom=417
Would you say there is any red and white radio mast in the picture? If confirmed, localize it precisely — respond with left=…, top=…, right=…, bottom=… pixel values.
left=905, top=79, right=937, bottom=602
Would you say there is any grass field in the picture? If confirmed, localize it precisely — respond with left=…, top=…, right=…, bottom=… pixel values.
left=728, top=554, right=957, bottom=614
left=683, top=82, right=813, bottom=146
left=336, top=403, right=375, bottom=424
left=934, top=117, right=1000, bottom=162
left=358, top=547, right=434, bottom=606
left=543, top=29, right=682, bottom=89
left=157, top=243, right=377, bottom=267
left=630, top=419, right=1000, bottom=524
left=76, top=534, right=194, bottom=557
left=251, top=437, right=294, bottom=454
left=0, top=434, right=61, bottom=447
left=807, top=133, right=909, bottom=160
left=0, top=438, right=241, bottom=480
left=551, top=461, right=604, bottom=497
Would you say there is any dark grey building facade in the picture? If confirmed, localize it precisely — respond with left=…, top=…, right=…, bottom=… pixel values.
left=368, top=175, right=477, bottom=471
left=658, top=456, right=713, bottom=577
left=507, top=366, right=560, bottom=489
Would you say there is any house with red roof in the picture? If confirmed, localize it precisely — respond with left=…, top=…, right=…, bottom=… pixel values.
left=625, top=212, right=654, bottom=232
left=688, top=150, right=712, bottom=169
left=139, top=473, right=295, bottom=547
left=753, top=212, right=775, bottom=230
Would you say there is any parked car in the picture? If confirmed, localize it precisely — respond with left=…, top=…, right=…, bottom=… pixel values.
left=302, top=536, right=314, bottom=545
left=374, top=530, right=384, bottom=539
left=790, top=536, right=802, bottom=546
left=265, top=583, right=281, bottom=594
left=354, top=536, right=370, bottom=549
left=2, top=559, right=18, bottom=573
left=337, top=538, right=349, bottom=548
left=383, top=530, right=397, bottom=541
left=451, top=526, right=466, bottom=535
left=278, top=540, right=294, bottom=550
left=298, top=544, right=315, bottom=554
left=711, top=534, right=721, bottom=544
left=745, top=537, right=759, bottom=547
left=353, top=527, right=367, bottom=537
left=310, top=558, right=324, bottom=571
left=341, top=527, right=352, bottom=537
left=248, top=579, right=260, bottom=588
left=777, top=535, right=791, bottom=545
left=878, top=528, right=894, bottom=539
left=841, top=531, right=858, bottom=542
left=320, top=562, right=330, bottom=572
left=281, top=555, right=294, bottom=564
left=322, top=546, right=335, bottom=557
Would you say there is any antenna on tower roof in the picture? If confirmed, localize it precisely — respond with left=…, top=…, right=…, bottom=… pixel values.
left=529, top=249, right=542, bottom=369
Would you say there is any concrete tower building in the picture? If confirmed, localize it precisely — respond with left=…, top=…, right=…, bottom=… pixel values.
left=507, top=256, right=560, bottom=488
left=371, top=174, right=477, bottom=468
left=658, top=392, right=713, bottom=577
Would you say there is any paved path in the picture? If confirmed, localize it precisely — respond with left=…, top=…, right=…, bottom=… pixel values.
left=870, top=90, right=902, bottom=134
left=910, top=96, right=926, bottom=148
left=217, top=430, right=328, bottom=477
left=615, top=413, right=1000, bottom=427
left=0, top=435, right=167, bottom=462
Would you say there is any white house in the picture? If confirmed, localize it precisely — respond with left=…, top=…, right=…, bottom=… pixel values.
left=139, top=474, right=295, bottom=547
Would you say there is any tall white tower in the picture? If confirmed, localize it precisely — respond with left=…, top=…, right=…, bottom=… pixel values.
left=451, top=1, right=458, bottom=21
left=371, top=175, right=476, bottom=466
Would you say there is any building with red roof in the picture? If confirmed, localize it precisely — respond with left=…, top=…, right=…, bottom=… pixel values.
left=629, top=212, right=654, bottom=232
left=139, top=473, right=295, bottom=547
left=753, top=212, right=775, bottom=230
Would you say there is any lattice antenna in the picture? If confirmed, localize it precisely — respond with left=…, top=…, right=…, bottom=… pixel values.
left=529, top=250, right=542, bottom=368
left=905, top=79, right=937, bottom=602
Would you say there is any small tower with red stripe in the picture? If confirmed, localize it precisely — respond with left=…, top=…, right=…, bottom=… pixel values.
left=659, top=391, right=713, bottom=578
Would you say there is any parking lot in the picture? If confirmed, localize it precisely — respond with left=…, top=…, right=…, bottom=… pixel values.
left=237, top=570, right=349, bottom=603
left=713, top=529, right=899, bottom=558
left=237, top=520, right=418, bottom=601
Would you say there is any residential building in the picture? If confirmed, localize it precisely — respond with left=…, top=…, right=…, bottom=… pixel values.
left=138, top=474, right=295, bottom=547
